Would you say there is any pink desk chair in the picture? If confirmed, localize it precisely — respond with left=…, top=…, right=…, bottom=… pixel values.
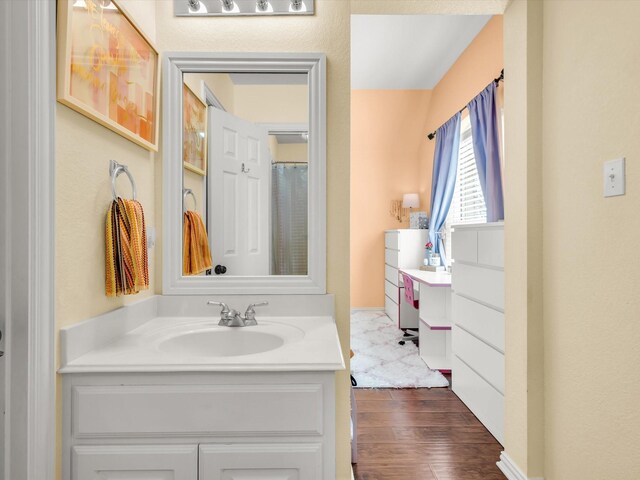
left=399, top=273, right=419, bottom=345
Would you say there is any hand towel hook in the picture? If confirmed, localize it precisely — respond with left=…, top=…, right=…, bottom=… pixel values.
left=183, top=188, right=197, bottom=213
left=109, top=160, right=137, bottom=201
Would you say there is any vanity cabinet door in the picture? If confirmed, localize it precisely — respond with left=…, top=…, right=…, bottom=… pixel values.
left=199, top=443, right=323, bottom=480
left=72, top=445, right=198, bottom=480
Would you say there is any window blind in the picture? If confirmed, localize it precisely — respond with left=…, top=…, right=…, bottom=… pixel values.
left=449, top=119, right=487, bottom=225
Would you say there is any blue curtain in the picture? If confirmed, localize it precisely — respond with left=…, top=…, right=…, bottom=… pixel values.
left=467, top=82, right=504, bottom=222
left=429, top=113, right=461, bottom=266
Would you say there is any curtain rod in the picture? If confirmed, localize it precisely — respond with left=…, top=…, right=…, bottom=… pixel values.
left=426, top=69, right=504, bottom=141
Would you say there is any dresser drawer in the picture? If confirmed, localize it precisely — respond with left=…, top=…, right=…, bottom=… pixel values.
left=71, top=384, right=324, bottom=438
left=385, top=265, right=399, bottom=286
left=452, top=263, right=504, bottom=310
left=384, top=280, right=398, bottom=302
left=451, top=229, right=477, bottom=264
left=384, top=231, right=399, bottom=250
left=384, top=295, right=398, bottom=324
left=452, top=356, right=504, bottom=443
left=452, top=326, right=504, bottom=393
left=452, top=294, right=504, bottom=351
left=478, top=229, right=504, bottom=268
left=384, top=248, right=399, bottom=268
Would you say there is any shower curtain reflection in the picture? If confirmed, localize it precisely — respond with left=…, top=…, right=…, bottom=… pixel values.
left=271, top=164, right=308, bottom=275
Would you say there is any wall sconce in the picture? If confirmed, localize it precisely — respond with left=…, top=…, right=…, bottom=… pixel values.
left=402, top=193, right=419, bottom=210
left=390, top=193, right=420, bottom=224
left=175, top=0, right=314, bottom=16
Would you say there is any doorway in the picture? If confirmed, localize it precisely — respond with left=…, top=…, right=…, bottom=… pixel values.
left=349, top=12, right=507, bottom=479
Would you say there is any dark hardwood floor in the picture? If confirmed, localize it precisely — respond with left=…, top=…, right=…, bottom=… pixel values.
left=352, top=385, right=504, bottom=480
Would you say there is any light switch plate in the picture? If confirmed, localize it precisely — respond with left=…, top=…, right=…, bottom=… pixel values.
left=604, top=157, right=625, bottom=197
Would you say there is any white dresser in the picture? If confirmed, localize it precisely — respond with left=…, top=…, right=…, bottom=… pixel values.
left=384, top=229, right=428, bottom=328
left=451, top=222, right=504, bottom=444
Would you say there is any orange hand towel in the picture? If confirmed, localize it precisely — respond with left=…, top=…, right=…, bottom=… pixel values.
left=183, top=210, right=212, bottom=276
left=105, top=198, right=149, bottom=296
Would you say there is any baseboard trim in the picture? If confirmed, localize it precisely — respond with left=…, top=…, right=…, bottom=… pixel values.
left=350, top=307, right=384, bottom=314
left=497, top=452, right=544, bottom=480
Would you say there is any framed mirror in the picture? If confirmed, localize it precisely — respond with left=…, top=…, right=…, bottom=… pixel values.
left=163, top=53, right=326, bottom=294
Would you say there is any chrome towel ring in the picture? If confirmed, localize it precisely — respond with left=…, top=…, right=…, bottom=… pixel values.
left=183, top=188, right=197, bottom=213
left=109, top=159, right=137, bottom=201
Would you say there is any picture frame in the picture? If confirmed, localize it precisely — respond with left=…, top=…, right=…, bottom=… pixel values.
left=57, top=0, right=160, bottom=152
left=182, top=83, right=208, bottom=176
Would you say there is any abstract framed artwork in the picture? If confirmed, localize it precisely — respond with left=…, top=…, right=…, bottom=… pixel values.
left=57, top=0, right=160, bottom=152
left=183, top=83, right=208, bottom=176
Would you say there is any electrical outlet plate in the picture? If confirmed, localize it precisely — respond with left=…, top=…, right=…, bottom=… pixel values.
left=604, top=157, right=625, bottom=197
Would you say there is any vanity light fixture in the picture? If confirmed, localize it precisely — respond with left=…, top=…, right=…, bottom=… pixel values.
left=187, top=0, right=208, bottom=13
left=174, top=0, right=314, bottom=16
left=289, top=0, right=305, bottom=12
left=221, top=0, right=236, bottom=11
left=256, top=0, right=272, bottom=12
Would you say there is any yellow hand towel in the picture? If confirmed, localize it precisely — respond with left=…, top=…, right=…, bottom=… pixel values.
left=105, top=198, right=149, bottom=297
left=183, top=210, right=212, bottom=276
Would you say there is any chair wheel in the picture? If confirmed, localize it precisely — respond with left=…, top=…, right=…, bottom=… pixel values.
left=398, top=340, right=406, bottom=345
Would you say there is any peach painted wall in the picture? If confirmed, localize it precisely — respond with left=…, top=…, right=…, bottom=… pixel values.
left=418, top=15, right=504, bottom=208
left=351, top=16, right=503, bottom=308
left=351, top=90, right=432, bottom=307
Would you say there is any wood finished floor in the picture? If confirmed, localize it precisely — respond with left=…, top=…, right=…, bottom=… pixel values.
left=352, top=386, right=504, bottom=480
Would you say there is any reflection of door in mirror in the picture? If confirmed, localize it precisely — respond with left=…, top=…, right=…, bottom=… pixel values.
left=209, top=108, right=270, bottom=276
left=181, top=72, right=309, bottom=277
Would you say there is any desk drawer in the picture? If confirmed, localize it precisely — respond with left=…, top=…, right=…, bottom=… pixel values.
left=452, top=326, right=504, bottom=393
left=385, top=232, right=399, bottom=250
left=72, top=384, right=324, bottom=438
left=384, top=248, right=399, bottom=268
left=385, top=265, right=399, bottom=286
left=384, top=280, right=398, bottom=303
left=384, top=295, right=398, bottom=324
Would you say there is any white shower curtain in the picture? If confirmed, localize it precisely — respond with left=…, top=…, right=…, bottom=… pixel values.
left=271, top=164, right=308, bottom=275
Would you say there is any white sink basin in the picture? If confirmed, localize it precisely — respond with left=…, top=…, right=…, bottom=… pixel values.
left=153, top=321, right=306, bottom=358
left=158, top=329, right=285, bottom=357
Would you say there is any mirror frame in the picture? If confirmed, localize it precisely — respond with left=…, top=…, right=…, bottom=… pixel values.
left=163, top=52, right=326, bottom=294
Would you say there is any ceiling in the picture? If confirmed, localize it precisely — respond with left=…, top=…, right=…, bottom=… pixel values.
left=351, top=15, right=492, bottom=90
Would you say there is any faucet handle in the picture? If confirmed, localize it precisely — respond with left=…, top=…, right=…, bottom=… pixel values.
left=207, top=301, right=230, bottom=314
left=244, top=301, right=268, bottom=323
left=208, top=301, right=234, bottom=325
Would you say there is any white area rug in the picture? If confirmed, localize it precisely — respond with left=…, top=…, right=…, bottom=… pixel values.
left=351, top=310, right=449, bottom=389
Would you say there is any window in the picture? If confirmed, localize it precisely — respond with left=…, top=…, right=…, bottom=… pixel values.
left=443, top=115, right=486, bottom=263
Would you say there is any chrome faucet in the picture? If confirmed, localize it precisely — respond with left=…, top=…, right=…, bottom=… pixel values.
left=207, top=301, right=269, bottom=327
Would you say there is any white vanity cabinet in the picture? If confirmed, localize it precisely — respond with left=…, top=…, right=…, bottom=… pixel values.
left=72, top=445, right=198, bottom=479
left=62, top=371, right=336, bottom=480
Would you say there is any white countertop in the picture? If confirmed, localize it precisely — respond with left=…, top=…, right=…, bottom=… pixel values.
left=58, top=295, right=344, bottom=374
left=59, top=315, right=345, bottom=374
left=400, top=268, right=452, bottom=287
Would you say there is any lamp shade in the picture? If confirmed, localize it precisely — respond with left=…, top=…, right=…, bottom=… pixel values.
left=402, top=193, right=420, bottom=209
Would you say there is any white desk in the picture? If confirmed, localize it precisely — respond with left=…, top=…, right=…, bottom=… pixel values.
left=399, top=268, right=452, bottom=373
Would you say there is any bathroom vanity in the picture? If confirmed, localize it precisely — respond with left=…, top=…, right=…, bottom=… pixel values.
left=59, top=296, right=344, bottom=480
left=58, top=51, right=341, bottom=479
